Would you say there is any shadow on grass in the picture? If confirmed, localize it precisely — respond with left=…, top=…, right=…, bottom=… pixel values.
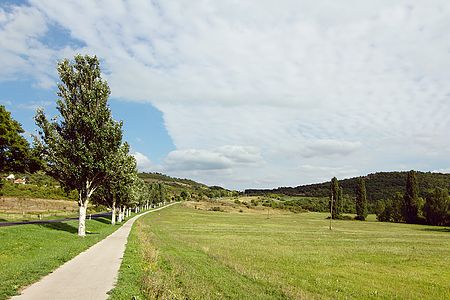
left=92, top=216, right=111, bottom=225
left=39, top=222, right=78, bottom=234
left=0, top=218, right=8, bottom=222
left=420, top=227, right=450, bottom=233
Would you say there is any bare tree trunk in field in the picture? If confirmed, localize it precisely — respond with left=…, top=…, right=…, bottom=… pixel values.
left=111, top=199, right=116, bottom=225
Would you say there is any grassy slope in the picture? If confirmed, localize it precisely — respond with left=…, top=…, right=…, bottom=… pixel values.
left=111, top=204, right=450, bottom=300
left=0, top=217, right=120, bottom=299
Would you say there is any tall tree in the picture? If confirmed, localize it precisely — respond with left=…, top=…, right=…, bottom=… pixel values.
left=330, top=177, right=341, bottom=218
left=0, top=105, right=41, bottom=173
left=35, top=55, right=122, bottom=236
left=424, top=188, right=449, bottom=226
left=355, top=177, right=368, bottom=220
left=402, top=170, right=419, bottom=224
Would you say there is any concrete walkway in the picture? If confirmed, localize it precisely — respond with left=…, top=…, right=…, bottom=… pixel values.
left=11, top=202, right=178, bottom=300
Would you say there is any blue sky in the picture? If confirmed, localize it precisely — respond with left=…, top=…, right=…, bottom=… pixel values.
left=1, top=1, right=450, bottom=189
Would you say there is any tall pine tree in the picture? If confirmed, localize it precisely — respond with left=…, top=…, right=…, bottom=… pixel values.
left=330, top=177, right=341, bottom=218
left=402, top=170, right=419, bottom=224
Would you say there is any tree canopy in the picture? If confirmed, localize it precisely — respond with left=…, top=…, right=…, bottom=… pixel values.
left=0, top=105, right=41, bottom=173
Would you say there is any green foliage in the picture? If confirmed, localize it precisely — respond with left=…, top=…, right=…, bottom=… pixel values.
left=423, top=188, right=450, bottom=226
left=402, top=170, right=420, bottom=224
left=329, top=177, right=341, bottom=218
left=180, top=190, right=189, bottom=200
left=35, top=55, right=122, bottom=203
left=92, top=143, right=138, bottom=211
left=355, top=177, right=368, bottom=220
left=376, top=193, right=403, bottom=223
left=0, top=105, right=41, bottom=173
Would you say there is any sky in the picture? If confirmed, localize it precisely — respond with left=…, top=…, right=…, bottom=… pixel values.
left=1, top=0, right=450, bottom=190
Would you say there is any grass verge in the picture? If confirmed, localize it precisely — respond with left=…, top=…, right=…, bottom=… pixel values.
left=111, top=203, right=450, bottom=299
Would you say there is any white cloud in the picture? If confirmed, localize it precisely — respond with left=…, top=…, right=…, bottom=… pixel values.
left=164, top=145, right=264, bottom=171
left=132, top=151, right=156, bottom=172
left=2, top=1, right=450, bottom=189
left=302, top=139, right=362, bottom=158
left=17, top=100, right=52, bottom=110
left=0, top=4, right=83, bottom=88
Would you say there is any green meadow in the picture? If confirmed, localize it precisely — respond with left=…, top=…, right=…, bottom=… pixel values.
left=112, top=203, right=450, bottom=299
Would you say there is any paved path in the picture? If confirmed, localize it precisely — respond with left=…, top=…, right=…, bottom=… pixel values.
left=11, top=202, right=178, bottom=300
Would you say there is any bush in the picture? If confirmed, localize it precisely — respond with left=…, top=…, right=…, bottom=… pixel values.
left=209, top=207, right=224, bottom=212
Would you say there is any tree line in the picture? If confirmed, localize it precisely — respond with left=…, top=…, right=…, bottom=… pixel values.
left=245, top=171, right=450, bottom=204
left=330, top=171, right=450, bottom=226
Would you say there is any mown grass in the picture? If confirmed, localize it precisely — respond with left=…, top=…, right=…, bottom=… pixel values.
left=0, top=217, right=120, bottom=299
left=111, top=203, right=450, bottom=299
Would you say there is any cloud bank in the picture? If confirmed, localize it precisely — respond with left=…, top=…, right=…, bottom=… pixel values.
left=1, top=0, right=450, bottom=189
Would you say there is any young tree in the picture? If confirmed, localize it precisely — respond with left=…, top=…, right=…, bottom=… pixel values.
left=424, top=188, right=449, bottom=226
left=355, top=177, right=368, bottom=220
left=402, top=170, right=419, bottom=224
left=35, top=55, right=122, bottom=236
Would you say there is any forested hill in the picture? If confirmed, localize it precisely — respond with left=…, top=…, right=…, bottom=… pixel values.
left=138, top=172, right=236, bottom=198
left=138, top=172, right=207, bottom=189
left=245, top=171, right=450, bottom=202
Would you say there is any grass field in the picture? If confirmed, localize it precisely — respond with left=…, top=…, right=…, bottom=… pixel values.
left=111, top=202, right=450, bottom=299
left=0, top=217, right=121, bottom=299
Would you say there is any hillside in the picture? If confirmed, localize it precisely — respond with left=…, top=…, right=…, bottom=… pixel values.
left=245, top=171, right=450, bottom=202
left=138, top=172, right=236, bottom=199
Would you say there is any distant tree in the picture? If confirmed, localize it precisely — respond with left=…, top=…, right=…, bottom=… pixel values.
left=376, top=193, right=403, bottom=223
left=180, top=190, right=189, bottom=201
left=35, top=55, right=123, bottom=236
left=92, top=143, right=136, bottom=224
left=424, top=188, right=449, bottom=226
left=0, top=105, right=41, bottom=173
left=355, top=177, right=368, bottom=220
left=330, top=177, right=341, bottom=218
left=338, top=186, right=344, bottom=213
left=402, top=170, right=419, bottom=223
left=158, top=183, right=166, bottom=203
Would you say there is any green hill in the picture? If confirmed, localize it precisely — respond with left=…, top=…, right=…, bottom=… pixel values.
left=138, top=172, right=237, bottom=200
left=245, top=171, right=450, bottom=202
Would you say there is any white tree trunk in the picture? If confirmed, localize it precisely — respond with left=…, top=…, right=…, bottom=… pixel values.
left=78, top=202, right=88, bottom=237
